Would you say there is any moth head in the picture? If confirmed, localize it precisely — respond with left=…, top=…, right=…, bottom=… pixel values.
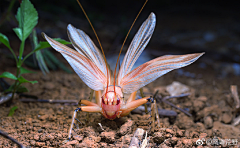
left=101, top=86, right=122, bottom=119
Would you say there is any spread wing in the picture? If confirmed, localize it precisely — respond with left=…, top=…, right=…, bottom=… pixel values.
left=67, top=24, right=109, bottom=76
left=116, top=12, right=203, bottom=93
left=118, top=53, right=204, bottom=93
left=43, top=33, right=108, bottom=91
left=117, top=13, right=156, bottom=87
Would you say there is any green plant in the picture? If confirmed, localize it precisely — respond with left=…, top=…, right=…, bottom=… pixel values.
left=8, top=106, right=18, bottom=117
left=0, top=0, right=70, bottom=102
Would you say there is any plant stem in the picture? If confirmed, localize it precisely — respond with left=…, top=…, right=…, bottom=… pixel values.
left=11, top=80, right=19, bottom=101
left=18, top=40, right=25, bottom=67
left=11, top=54, right=22, bottom=101
left=11, top=37, right=26, bottom=100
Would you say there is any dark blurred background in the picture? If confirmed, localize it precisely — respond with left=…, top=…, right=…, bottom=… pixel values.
left=1, top=0, right=240, bottom=77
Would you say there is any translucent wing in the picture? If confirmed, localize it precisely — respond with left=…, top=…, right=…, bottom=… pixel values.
left=119, top=53, right=204, bottom=93
left=67, top=24, right=108, bottom=77
left=117, top=13, right=156, bottom=83
left=43, top=33, right=108, bottom=90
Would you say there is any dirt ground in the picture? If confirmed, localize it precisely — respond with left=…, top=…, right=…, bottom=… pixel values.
left=0, top=59, right=240, bottom=147
left=1, top=1, right=240, bottom=147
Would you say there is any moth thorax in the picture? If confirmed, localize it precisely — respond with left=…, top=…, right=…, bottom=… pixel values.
left=103, top=85, right=123, bottom=97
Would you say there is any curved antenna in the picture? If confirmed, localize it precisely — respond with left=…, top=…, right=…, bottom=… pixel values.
left=113, top=0, right=148, bottom=92
left=76, top=0, right=109, bottom=93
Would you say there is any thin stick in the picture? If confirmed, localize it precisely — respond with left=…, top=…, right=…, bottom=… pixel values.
left=162, top=93, right=190, bottom=101
left=231, top=85, right=239, bottom=109
left=157, top=93, right=192, bottom=116
left=161, top=99, right=192, bottom=117
left=154, top=100, right=161, bottom=128
left=20, top=99, right=78, bottom=105
left=0, top=130, right=26, bottom=148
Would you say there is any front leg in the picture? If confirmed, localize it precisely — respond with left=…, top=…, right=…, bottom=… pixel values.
left=68, top=101, right=101, bottom=140
left=120, top=91, right=153, bottom=117
left=120, top=90, right=160, bottom=132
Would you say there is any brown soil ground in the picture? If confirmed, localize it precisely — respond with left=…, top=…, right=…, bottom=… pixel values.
left=1, top=1, right=240, bottom=147
left=0, top=58, right=240, bottom=147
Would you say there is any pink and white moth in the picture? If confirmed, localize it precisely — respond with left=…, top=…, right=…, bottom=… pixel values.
left=42, top=12, right=203, bottom=139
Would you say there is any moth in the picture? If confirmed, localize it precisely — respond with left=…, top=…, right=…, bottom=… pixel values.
left=42, top=12, right=203, bottom=139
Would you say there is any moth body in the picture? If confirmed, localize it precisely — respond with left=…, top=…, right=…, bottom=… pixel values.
left=42, top=12, right=204, bottom=140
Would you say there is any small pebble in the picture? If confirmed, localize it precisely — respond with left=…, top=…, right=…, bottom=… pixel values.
left=165, top=128, right=175, bottom=135
left=199, top=133, right=207, bottom=139
left=182, top=138, right=192, bottom=146
left=170, top=137, right=178, bottom=145
left=153, top=132, right=165, bottom=143
left=100, top=131, right=116, bottom=143
left=119, top=119, right=134, bottom=135
left=35, top=142, right=45, bottom=147
left=204, top=116, right=213, bottom=129
left=221, top=113, right=232, bottom=124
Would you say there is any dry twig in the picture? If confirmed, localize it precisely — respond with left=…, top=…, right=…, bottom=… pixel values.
left=230, top=85, right=239, bottom=109
left=0, top=130, right=25, bottom=148
left=157, top=93, right=192, bottom=116
left=230, top=85, right=240, bottom=126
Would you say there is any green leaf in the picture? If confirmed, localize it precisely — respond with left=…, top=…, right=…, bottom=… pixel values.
left=44, top=53, right=58, bottom=70
left=22, top=38, right=71, bottom=65
left=4, top=85, right=14, bottom=93
left=13, top=28, right=23, bottom=41
left=17, top=76, right=38, bottom=84
left=32, top=29, right=49, bottom=74
left=0, top=72, right=17, bottom=80
left=20, top=67, right=36, bottom=75
left=16, top=0, right=38, bottom=41
left=16, top=85, right=29, bottom=93
left=0, top=33, right=12, bottom=49
left=53, top=38, right=71, bottom=44
left=0, top=33, right=18, bottom=63
left=8, top=106, right=18, bottom=117
left=36, top=50, right=49, bottom=74
left=44, top=49, right=72, bottom=73
left=34, top=38, right=71, bottom=51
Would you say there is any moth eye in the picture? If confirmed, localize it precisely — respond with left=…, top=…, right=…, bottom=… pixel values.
left=102, top=97, right=106, bottom=104
left=116, top=98, right=120, bottom=105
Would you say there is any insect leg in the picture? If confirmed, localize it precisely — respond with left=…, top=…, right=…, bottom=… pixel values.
left=149, top=91, right=160, bottom=132
left=150, top=100, right=155, bottom=132
left=126, top=91, right=137, bottom=104
left=153, top=100, right=161, bottom=128
left=120, top=96, right=153, bottom=117
left=95, top=90, right=102, bottom=106
left=68, top=105, right=101, bottom=140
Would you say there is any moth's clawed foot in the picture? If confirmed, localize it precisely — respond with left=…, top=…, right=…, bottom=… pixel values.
left=147, top=96, right=154, bottom=103
left=75, top=108, right=82, bottom=112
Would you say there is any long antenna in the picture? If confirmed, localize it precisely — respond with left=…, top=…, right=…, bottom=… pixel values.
left=113, top=0, right=148, bottom=91
left=76, top=0, right=109, bottom=91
